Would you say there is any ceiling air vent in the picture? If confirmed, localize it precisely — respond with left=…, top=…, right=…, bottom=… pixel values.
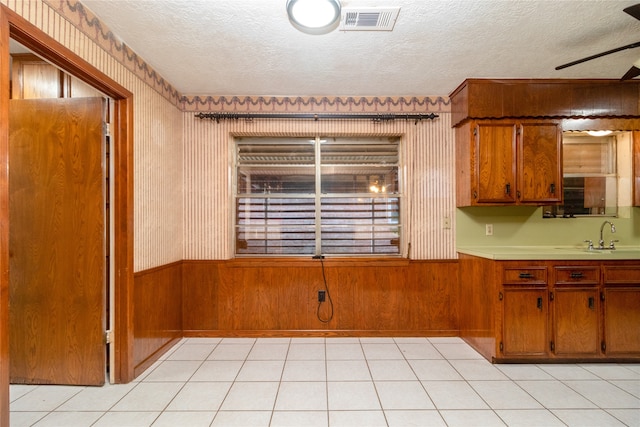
left=339, top=7, right=400, bottom=31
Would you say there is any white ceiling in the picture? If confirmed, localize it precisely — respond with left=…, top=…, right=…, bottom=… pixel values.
left=79, top=0, right=640, bottom=98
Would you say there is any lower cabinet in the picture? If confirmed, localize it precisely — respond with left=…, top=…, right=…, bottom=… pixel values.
left=499, top=265, right=549, bottom=358
left=459, top=254, right=640, bottom=362
left=501, top=287, right=548, bottom=357
left=552, top=287, right=600, bottom=356
left=602, top=265, right=640, bottom=355
left=551, top=266, right=600, bottom=357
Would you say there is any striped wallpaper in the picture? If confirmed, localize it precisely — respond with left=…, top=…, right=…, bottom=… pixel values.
left=4, top=0, right=184, bottom=271
left=183, top=113, right=456, bottom=260
left=6, top=0, right=457, bottom=269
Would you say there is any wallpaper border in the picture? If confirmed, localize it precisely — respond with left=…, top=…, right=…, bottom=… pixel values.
left=45, top=0, right=451, bottom=114
left=181, top=95, right=450, bottom=113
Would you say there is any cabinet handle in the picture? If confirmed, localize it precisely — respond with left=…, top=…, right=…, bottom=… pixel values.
left=550, top=183, right=556, bottom=194
left=537, top=297, right=543, bottom=310
left=588, top=296, right=595, bottom=309
left=516, top=190, right=521, bottom=199
left=473, top=190, right=477, bottom=199
left=505, top=183, right=511, bottom=195
left=570, top=272, right=583, bottom=279
left=519, top=272, right=534, bottom=279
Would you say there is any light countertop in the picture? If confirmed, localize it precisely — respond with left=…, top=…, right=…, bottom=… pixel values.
left=457, top=246, right=640, bottom=261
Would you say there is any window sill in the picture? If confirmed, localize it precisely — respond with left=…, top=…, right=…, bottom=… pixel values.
left=229, top=256, right=410, bottom=268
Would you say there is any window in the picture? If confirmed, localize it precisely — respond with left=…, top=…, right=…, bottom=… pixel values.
left=544, top=132, right=619, bottom=218
left=234, top=136, right=401, bottom=256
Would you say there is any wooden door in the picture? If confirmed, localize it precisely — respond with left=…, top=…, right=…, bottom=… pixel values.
left=474, top=122, right=517, bottom=203
left=9, top=97, right=106, bottom=385
left=518, top=122, right=562, bottom=204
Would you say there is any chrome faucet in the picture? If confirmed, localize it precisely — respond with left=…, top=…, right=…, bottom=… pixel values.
left=599, top=220, right=616, bottom=249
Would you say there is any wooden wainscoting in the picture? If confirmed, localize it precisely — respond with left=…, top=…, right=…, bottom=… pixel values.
left=182, top=258, right=459, bottom=337
left=133, top=261, right=182, bottom=377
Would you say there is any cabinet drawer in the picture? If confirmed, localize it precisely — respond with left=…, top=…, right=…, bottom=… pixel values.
left=503, top=267, right=547, bottom=285
left=554, top=266, right=599, bottom=285
left=603, top=266, right=640, bottom=284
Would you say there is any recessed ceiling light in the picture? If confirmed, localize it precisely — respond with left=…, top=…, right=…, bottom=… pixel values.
left=286, top=0, right=341, bottom=35
left=586, top=130, right=613, bottom=137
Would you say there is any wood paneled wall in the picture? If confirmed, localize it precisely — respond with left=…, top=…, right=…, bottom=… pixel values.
left=133, top=262, right=182, bottom=377
left=182, top=259, right=459, bottom=336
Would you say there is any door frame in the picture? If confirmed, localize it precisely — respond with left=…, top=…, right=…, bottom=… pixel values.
left=0, top=5, right=134, bottom=424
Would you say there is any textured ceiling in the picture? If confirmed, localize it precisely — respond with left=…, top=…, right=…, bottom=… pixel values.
left=79, top=0, right=640, bottom=97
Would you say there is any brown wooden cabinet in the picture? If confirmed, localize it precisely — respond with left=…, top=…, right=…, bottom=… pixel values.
left=450, top=79, right=640, bottom=208
left=501, top=287, right=549, bottom=357
left=551, top=266, right=600, bottom=357
left=455, top=120, right=562, bottom=207
left=499, top=265, right=549, bottom=358
left=449, top=79, right=640, bottom=128
left=602, top=265, right=640, bottom=356
left=459, top=254, right=640, bottom=362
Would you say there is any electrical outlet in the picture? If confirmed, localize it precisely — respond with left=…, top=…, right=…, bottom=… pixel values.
left=318, top=290, right=326, bottom=302
left=485, top=224, right=494, bottom=236
left=443, top=217, right=451, bottom=229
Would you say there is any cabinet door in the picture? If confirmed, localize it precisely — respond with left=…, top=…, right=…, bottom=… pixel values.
left=474, top=122, right=517, bottom=203
left=552, top=288, right=599, bottom=356
left=603, top=287, right=640, bottom=355
left=502, top=288, right=548, bottom=356
left=634, top=130, right=639, bottom=207
left=518, top=122, right=562, bottom=203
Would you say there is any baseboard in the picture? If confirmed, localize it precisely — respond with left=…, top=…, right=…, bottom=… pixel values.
left=183, top=329, right=460, bottom=338
left=133, top=335, right=181, bottom=378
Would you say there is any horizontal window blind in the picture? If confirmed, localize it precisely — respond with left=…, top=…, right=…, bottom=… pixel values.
left=235, top=137, right=401, bottom=256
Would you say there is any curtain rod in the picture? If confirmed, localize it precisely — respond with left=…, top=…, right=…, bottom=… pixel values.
left=194, top=112, right=439, bottom=124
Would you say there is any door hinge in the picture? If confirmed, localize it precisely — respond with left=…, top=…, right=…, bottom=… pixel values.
left=104, top=122, right=111, bottom=138
left=105, top=330, right=113, bottom=344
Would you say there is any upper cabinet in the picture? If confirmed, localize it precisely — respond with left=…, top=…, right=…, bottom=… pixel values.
left=456, top=120, right=561, bottom=206
left=450, top=79, right=640, bottom=208
left=519, top=122, right=562, bottom=203
left=449, top=79, right=640, bottom=128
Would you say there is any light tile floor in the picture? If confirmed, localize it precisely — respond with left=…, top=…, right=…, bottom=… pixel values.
left=9, top=337, right=640, bottom=426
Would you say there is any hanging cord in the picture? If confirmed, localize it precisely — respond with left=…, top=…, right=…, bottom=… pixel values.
left=315, top=256, right=334, bottom=323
